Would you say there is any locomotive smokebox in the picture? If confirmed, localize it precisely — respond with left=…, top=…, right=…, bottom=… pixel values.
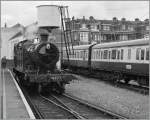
left=37, top=5, right=60, bottom=30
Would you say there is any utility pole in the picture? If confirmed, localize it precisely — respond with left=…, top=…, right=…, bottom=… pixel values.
left=0, top=23, right=2, bottom=87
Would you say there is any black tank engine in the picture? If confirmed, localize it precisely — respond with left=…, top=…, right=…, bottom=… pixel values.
left=13, top=39, right=74, bottom=94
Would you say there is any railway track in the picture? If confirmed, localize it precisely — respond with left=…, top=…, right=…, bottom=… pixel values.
left=24, top=88, right=127, bottom=119
left=14, top=75, right=128, bottom=119
left=42, top=93, right=128, bottom=119
left=66, top=70, right=149, bottom=95
left=13, top=75, right=80, bottom=119
left=29, top=95, right=81, bottom=119
left=117, top=82, right=149, bottom=95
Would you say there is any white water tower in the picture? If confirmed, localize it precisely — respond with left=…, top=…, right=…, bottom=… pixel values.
left=37, top=5, right=60, bottom=30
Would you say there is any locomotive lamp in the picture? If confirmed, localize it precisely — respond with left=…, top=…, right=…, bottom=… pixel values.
left=46, top=44, right=51, bottom=49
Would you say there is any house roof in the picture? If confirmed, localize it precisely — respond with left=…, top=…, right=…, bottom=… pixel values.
left=1, top=23, right=24, bottom=41
left=11, top=23, right=24, bottom=28
left=9, top=31, right=23, bottom=40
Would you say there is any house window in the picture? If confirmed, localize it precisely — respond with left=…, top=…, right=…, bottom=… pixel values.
left=146, top=26, right=149, bottom=30
left=103, top=25, right=110, bottom=31
left=80, top=32, right=88, bottom=42
left=120, top=35, right=128, bottom=40
left=128, top=25, right=134, bottom=31
left=122, top=25, right=126, bottom=30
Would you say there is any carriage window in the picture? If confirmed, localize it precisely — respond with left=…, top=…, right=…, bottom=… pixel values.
left=75, top=52, right=77, bottom=58
left=141, top=49, right=145, bottom=60
left=85, top=51, right=87, bottom=58
left=74, top=51, right=76, bottom=58
left=80, top=51, right=82, bottom=58
left=92, top=51, right=94, bottom=59
left=101, top=51, right=104, bottom=59
left=81, top=51, right=83, bottom=58
left=78, top=51, right=80, bottom=58
left=78, top=51, right=79, bottom=58
left=136, top=48, right=140, bottom=60
left=96, top=50, right=99, bottom=59
left=94, top=51, right=96, bottom=59
left=128, top=49, right=131, bottom=60
left=117, top=50, right=120, bottom=59
left=146, top=48, right=149, bottom=60
left=72, top=52, right=74, bottom=58
left=104, top=50, right=108, bottom=59
left=108, top=51, right=111, bottom=59
left=82, top=51, right=84, bottom=58
left=111, top=49, right=117, bottom=59
left=71, top=54, right=73, bottom=58
left=121, top=49, right=124, bottom=60
left=99, top=50, right=101, bottom=59
left=75, top=52, right=76, bottom=58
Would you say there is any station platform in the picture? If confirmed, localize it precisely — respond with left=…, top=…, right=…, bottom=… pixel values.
left=0, top=68, right=35, bottom=119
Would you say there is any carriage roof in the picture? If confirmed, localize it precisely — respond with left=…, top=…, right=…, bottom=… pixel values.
left=93, top=38, right=149, bottom=49
left=63, top=44, right=93, bottom=50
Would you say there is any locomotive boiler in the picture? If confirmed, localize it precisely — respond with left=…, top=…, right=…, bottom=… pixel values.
left=13, top=39, right=74, bottom=94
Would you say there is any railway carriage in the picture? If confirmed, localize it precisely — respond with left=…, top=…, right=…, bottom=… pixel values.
left=62, top=44, right=94, bottom=69
left=91, top=38, right=149, bottom=86
left=62, top=38, right=149, bottom=86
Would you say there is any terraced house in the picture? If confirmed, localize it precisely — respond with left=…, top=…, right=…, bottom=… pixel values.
left=65, top=16, right=149, bottom=45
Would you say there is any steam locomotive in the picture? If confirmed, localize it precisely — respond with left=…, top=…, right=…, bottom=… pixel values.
left=13, top=39, right=74, bottom=94
left=62, top=38, right=149, bottom=87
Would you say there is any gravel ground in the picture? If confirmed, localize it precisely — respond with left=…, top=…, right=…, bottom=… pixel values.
left=65, top=75, right=149, bottom=119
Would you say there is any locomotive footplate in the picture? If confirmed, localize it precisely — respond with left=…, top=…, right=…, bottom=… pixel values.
left=29, top=73, right=76, bottom=83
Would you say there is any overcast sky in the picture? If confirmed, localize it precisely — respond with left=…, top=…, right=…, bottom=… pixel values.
left=1, top=1, right=149, bottom=27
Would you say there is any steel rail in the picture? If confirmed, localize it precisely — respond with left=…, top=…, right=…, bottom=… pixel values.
left=51, top=95, right=86, bottom=119
left=40, top=95, right=84, bottom=119
left=64, top=93, right=128, bottom=119
left=24, top=93, right=44, bottom=119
